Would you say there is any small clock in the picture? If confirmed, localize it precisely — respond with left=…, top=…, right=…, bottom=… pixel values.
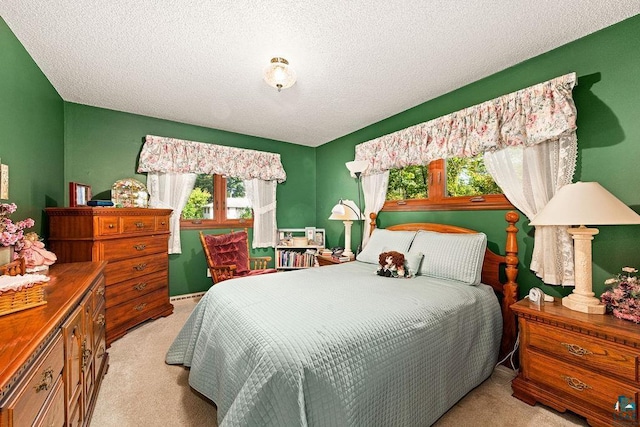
left=528, top=287, right=544, bottom=307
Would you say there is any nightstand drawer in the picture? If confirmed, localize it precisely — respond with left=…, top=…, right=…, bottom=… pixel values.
left=528, top=350, right=639, bottom=419
left=528, top=321, right=639, bottom=383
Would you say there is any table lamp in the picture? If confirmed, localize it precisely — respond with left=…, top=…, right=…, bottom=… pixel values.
left=329, top=199, right=364, bottom=258
left=529, top=182, right=640, bottom=314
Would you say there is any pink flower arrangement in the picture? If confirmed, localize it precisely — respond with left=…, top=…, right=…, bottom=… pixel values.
left=0, top=203, right=35, bottom=250
left=600, top=267, right=640, bottom=323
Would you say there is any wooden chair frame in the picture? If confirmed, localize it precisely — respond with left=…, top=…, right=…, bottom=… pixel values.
left=199, top=229, right=272, bottom=284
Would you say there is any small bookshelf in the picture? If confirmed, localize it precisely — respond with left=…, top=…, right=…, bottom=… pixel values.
left=276, top=228, right=325, bottom=270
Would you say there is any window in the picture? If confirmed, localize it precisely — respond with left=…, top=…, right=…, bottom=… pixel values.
left=384, top=155, right=513, bottom=211
left=181, top=174, right=253, bottom=229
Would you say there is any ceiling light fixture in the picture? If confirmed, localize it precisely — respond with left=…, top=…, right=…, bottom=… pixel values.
left=263, top=57, right=296, bottom=92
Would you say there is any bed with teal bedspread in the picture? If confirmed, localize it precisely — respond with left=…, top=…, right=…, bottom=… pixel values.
left=166, top=261, right=503, bottom=426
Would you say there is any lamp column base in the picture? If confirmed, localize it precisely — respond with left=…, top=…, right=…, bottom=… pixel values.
left=562, top=295, right=606, bottom=314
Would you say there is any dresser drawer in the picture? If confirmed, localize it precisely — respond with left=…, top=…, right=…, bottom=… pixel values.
left=121, top=216, right=156, bottom=234
left=527, top=321, right=639, bottom=383
left=104, top=253, right=168, bottom=285
left=527, top=350, right=639, bottom=419
left=99, top=235, right=168, bottom=261
left=2, top=333, right=64, bottom=427
left=97, top=216, right=120, bottom=236
left=105, top=270, right=167, bottom=308
left=106, top=288, right=170, bottom=330
left=33, top=376, right=64, bottom=427
left=156, top=215, right=170, bottom=232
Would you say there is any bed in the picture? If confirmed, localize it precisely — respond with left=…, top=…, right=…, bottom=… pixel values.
left=166, top=212, right=519, bottom=426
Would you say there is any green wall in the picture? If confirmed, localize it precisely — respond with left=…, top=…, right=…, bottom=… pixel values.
left=317, top=15, right=640, bottom=299
left=63, top=103, right=316, bottom=295
left=3, top=14, right=640, bottom=299
left=0, top=17, right=64, bottom=232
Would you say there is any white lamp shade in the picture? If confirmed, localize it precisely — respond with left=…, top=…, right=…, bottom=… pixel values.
left=329, top=199, right=364, bottom=221
left=263, top=57, right=296, bottom=91
left=530, top=182, right=640, bottom=226
left=345, top=160, right=369, bottom=178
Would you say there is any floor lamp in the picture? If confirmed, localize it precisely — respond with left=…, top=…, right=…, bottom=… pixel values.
left=530, top=182, right=640, bottom=314
left=345, top=160, right=369, bottom=253
left=329, top=199, right=364, bottom=258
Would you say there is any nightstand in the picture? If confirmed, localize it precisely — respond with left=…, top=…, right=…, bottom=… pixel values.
left=315, top=255, right=354, bottom=266
left=511, top=298, right=640, bottom=426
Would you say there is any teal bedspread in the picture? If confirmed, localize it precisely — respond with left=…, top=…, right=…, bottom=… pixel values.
left=166, top=261, right=502, bottom=426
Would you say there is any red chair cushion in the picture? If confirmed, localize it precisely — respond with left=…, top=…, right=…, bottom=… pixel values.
left=204, top=231, right=249, bottom=275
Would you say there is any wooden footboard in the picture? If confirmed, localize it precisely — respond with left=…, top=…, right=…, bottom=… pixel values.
left=369, top=211, right=520, bottom=365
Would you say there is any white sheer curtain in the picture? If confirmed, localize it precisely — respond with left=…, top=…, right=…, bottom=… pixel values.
left=484, top=135, right=577, bottom=285
left=244, top=179, right=277, bottom=248
left=361, top=171, right=390, bottom=247
left=147, top=172, right=197, bottom=254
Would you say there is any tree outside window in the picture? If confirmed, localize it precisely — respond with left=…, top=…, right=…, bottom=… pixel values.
left=385, top=156, right=512, bottom=211
left=181, top=174, right=253, bottom=229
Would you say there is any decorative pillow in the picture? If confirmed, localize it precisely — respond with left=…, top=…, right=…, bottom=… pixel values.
left=356, top=229, right=417, bottom=264
left=204, top=231, right=249, bottom=274
left=408, top=231, right=487, bottom=285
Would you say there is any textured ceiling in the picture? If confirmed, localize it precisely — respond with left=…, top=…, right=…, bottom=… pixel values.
left=1, top=2, right=638, bottom=147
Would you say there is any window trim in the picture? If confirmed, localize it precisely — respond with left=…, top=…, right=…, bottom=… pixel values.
left=382, top=159, right=514, bottom=212
left=180, top=175, right=254, bottom=230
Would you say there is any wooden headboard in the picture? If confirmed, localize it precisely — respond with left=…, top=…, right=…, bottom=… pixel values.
left=370, top=211, right=520, bottom=364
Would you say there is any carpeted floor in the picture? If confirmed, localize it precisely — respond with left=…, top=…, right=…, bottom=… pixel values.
left=92, top=298, right=589, bottom=426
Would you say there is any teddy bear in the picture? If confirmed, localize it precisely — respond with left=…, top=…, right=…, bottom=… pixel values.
left=376, top=251, right=408, bottom=278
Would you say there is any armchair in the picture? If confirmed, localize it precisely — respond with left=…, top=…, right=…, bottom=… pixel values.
left=199, top=229, right=277, bottom=285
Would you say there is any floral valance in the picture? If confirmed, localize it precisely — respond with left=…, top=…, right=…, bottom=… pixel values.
left=355, top=73, right=577, bottom=175
left=137, top=135, right=287, bottom=182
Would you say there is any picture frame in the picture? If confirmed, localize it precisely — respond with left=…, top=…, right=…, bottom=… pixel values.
left=0, top=163, right=8, bottom=200
left=314, top=229, right=325, bottom=248
left=69, top=182, right=92, bottom=207
left=305, top=226, right=316, bottom=243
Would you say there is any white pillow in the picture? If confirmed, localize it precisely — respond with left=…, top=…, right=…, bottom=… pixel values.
left=356, top=229, right=417, bottom=264
left=408, top=231, right=487, bottom=285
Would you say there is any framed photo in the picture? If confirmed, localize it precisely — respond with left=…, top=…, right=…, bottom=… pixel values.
left=0, top=163, right=8, bottom=200
left=314, top=229, right=325, bottom=248
left=305, top=226, right=316, bottom=243
left=69, top=182, right=92, bottom=207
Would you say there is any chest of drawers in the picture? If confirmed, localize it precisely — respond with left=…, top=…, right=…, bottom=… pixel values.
left=46, top=207, right=173, bottom=346
left=512, top=299, right=640, bottom=427
left=0, top=262, right=107, bottom=427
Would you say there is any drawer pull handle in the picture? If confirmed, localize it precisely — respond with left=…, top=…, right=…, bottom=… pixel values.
left=82, top=339, right=92, bottom=369
left=133, top=263, right=147, bottom=271
left=133, top=282, right=148, bottom=291
left=135, top=222, right=145, bottom=228
left=96, top=314, right=105, bottom=326
left=134, top=243, right=147, bottom=251
left=134, top=303, right=148, bottom=311
left=561, top=375, right=591, bottom=391
left=160, top=221, right=166, bottom=225
left=108, top=224, right=115, bottom=229
left=96, top=286, right=105, bottom=296
left=561, top=343, right=593, bottom=357
left=34, top=367, right=54, bottom=392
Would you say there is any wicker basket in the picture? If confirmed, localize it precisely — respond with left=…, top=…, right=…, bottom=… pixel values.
left=0, top=282, right=47, bottom=316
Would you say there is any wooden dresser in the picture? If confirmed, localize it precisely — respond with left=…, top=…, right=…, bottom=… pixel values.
left=512, top=298, right=640, bottom=427
left=45, top=207, right=173, bottom=346
left=0, top=262, right=108, bottom=427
